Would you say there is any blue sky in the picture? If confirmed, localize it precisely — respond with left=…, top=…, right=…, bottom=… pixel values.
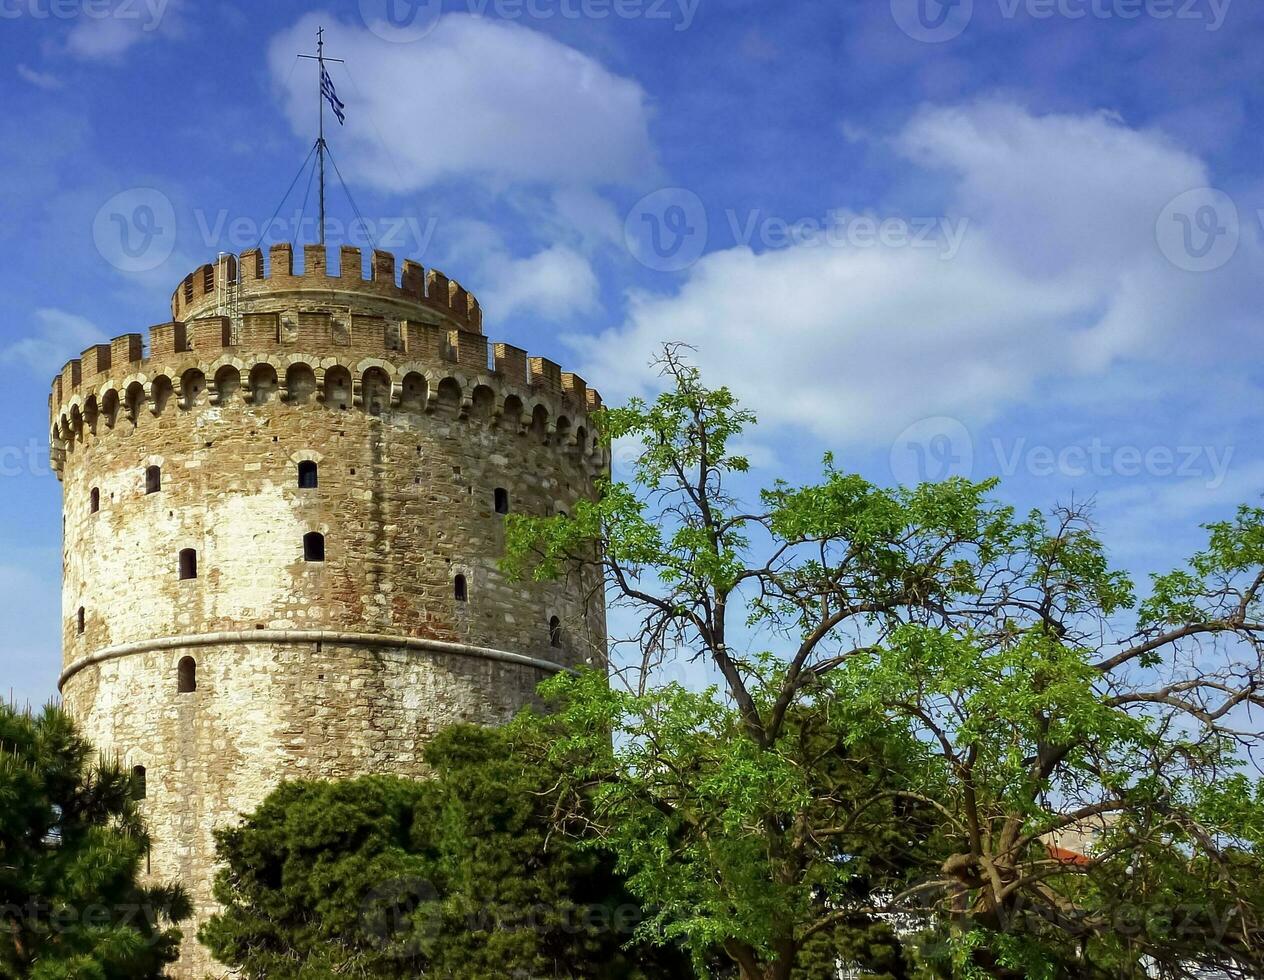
left=2, top=0, right=1263, bottom=706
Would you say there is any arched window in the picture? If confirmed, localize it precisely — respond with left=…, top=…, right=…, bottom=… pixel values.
left=145, top=465, right=161, bottom=494
left=549, top=616, right=562, bottom=649
left=303, top=532, right=325, bottom=562
left=90, top=487, right=100, bottom=513
left=76, top=607, right=85, bottom=635
left=132, top=765, right=147, bottom=800
left=177, top=656, right=196, bottom=694
left=249, top=364, right=278, bottom=406
left=494, top=487, right=509, bottom=515
left=298, top=460, right=318, bottom=489
left=454, top=574, right=467, bottom=602
left=179, top=548, right=198, bottom=580
left=286, top=363, right=317, bottom=404
left=362, top=367, right=391, bottom=416
left=324, top=366, right=352, bottom=410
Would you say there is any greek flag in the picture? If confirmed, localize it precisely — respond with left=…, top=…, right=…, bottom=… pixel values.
left=321, top=67, right=345, bottom=125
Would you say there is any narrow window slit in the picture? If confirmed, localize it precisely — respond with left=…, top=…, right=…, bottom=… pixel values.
left=304, top=532, right=325, bottom=562
left=178, top=656, right=196, bottom=693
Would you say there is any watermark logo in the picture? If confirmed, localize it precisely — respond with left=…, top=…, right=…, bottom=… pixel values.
left=359, top=0, right=444, bottom=41
left=624, top=188, right=708, bottom=272
left=890, top=419, right=1235, bottom=490
left=192, top=210, right=437, bottom=254
left=992, top=437, right=1234, bottom=488
left=625, top=195, right=967, bottom=272
left=995, top=0, right=1232, bottom=29
left=1156, top=187, right=1240, bottom=273
left=727, top=209, right=969, bottom=260
left=359, top=0, right=700, bottom=38
left=893, top=0, right=1231, bottom=41
left=0, top=0, right=170, bottom=32
left=360, top=876, right=442, bottom=960
left=890, top=0, right=974, bottom=42
left=890, top=417, right=975, bottom=484
left=92, top=187, right=176, bottom=273
left=0, top=441, right=54, bottom=480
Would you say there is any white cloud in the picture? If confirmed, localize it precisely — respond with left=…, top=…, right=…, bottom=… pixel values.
left=434, top=217, right=601, bottom=322
left=580, top=102, right=1264, bottom=445
left=1092, top=458, right=1264, bottom=565
left=4, top=309, right=106, bottom=378
left=64, top=0, right=181, bottom=60
left=895, top=104, right=1204, bottom=283
left=16, top=64, right=62, bottom=90
left=546, top=187, right=625, bottom=250
left=482, top=244, right=600, bottom=321
left=269, top=13, right=658, bottom=192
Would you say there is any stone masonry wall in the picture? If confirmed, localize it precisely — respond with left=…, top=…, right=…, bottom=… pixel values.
left=49, top=247, right=608, bottom=977
left=67, top=641, right=549, bottom=979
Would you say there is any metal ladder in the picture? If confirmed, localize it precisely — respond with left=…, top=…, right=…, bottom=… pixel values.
left=215, top=252, right=241, bottom=341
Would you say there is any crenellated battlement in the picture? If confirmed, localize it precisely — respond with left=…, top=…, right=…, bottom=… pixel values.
left=170, top=244, right=482, bottom=330
left=50, top=348, right=603, bottom=479
left=49, top=246, right=603, bottom=476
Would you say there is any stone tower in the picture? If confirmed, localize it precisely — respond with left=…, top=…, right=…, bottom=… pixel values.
left=47, top=243, right=608, bottom=976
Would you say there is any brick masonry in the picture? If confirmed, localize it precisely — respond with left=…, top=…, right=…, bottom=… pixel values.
left=48, top=245, right=608, bottom=977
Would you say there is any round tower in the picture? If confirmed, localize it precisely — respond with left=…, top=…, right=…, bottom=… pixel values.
left=48, top=243, right=608, bottom=976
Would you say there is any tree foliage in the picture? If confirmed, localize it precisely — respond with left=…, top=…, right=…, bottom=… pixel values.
left=508, top=673, right=933, bottom=979
left=502, top=345, right=1264, bottom=980
left=200, top=724, right=691, bottom=978
left=0, top=703, right=188, bottom=980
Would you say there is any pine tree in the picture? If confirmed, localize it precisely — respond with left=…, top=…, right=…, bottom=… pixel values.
left=0, top=703, right=189, bottom=979
left=200, top=724, right=691, bottom=978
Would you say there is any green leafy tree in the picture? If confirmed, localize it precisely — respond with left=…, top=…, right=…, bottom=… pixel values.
left=200, top=724, right=691, bottom=978
left=507, top=678, right=934, bottom=979
left=0, top=703, right=189, bottom=980
left=502, top=345, right=1264, bottom=979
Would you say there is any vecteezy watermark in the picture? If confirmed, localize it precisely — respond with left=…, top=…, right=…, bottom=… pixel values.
left=991, top=437, right=1235, bottom=488
left=0, top=441, right=54, bottom=479
left=891, top=418, right=1234, bottom=489
left=891, top=0, right=1232, bottom=42
left=359, top=876, right=654, bottom=960
left=0, top=0, right=170, bottom=31
left=625, top=191, right=968, bottom=272
left=192, top=210, right=438, bottom=255
left=890, top=0, right=975, bottom=42
left=358, top=0, right=698, bottom=42
left=901, top=888, right=1247, bottom=962
left=727, top=209, right=969, bottom=260
left=1155, top=187, right=1241, bottom=273
left=92, top=188, right=177, bottom=274
left=92, top=186, right=440, bottom=273
left=358, top=0, right=442, bottom=40
left=0, top=897, right=180, bottom=945
left=624, top=188, right=709, bottom=272
left=890, top=417, right=975, bottom=485
left=360, top=876, right=442, bottom=959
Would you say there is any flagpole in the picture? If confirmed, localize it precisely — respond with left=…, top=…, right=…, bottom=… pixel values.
left=299, top=28, right=343, bottom=247
left=317, top=26, right=326, bottom=245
